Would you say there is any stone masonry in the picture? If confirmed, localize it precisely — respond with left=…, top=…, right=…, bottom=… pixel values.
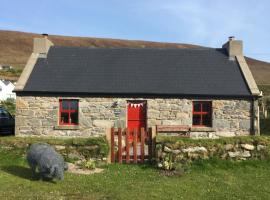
left=16, top=96, right=254, bottom=138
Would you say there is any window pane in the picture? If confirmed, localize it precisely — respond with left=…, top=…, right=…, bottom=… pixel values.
left=70, top=100, right=78, bottom=110
left=202, top=114, right=212, bottom=126
left=202, top=102, right=211, bottom=112
left=61, top=100, right=69, bottom=110
left=60, top=112, right=69, bottom=124
left=70, top=112, right=79, bottom=125
left=193, top=114, right=201, bottom=125
left=193, top=101, right=201, bottom=112
left=193, top=102, right=201, bottom=112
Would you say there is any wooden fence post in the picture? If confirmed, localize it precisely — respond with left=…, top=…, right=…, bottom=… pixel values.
left=133, top=129, right=137, bottom=163
left=118, top=128, right=122, bottom=163
left=110, top=127, right=115, bottom=163
left=149, top=126, right=156, bottom=162
left=106, top=128, right=112, bottom=163
left=141, top=127, right=145, bottom=163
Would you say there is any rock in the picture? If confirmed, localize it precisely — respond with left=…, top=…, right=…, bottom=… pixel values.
left=239, top=120, right=250, bottom=130
left=213, top=120, right=231, bottom=129
left=182, top=146, right=207, bottom=153
left=164, top=146, right=172, bottom=153
left=83, top=145, right=99, bottom=150
left=157, top=163, right=163, bottom=168
left=93, top=120, right=114, bottom=128
left=221, top=153, right=227, bottom=159
left=257, top=145, right=266, bottom=151
left=68, top=153, right=84, bottom=161
left=241, top=144, right=255, bottom=151
left=188, top=152, right=199, bottom=159
left=54, top=145, right=65, bottom=151
left=228, top=151, right=240, bottom=158
left=228, top=151, right=251, bottom=158
left=172, top=149, right=181, bottom=154
left=215, top=131, right=236, bottom=137
left=225, top=144, right=234, bottom=151
left=242, top=151, right=251, bottom=158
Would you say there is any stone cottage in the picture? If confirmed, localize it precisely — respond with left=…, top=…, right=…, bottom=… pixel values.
left=14, top=35, right=261, bottom=138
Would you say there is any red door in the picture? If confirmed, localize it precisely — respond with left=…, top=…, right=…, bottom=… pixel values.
left=127, top=101, right=147, bottom=133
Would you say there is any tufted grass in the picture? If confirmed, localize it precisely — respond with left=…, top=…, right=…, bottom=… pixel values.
left=0, top=148, right=270, bottom=199
left=157, top=135, right=270, bottom=147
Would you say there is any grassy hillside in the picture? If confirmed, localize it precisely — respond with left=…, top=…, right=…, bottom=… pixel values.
left=0, top=30, right=197, bottom=69
left=246, top=58, right=270, bottom=85
left=1, top=30, right=270, bottom=85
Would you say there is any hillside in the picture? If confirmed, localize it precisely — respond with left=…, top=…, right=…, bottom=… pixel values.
left=245, top=57, right=270, bottom=85
left=0, top=30, right=270, bottom=86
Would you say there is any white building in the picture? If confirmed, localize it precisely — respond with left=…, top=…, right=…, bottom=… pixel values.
left=0, top=80, right=16, bottom=100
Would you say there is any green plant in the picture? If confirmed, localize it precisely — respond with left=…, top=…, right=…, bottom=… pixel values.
left=82, top=159, right=96, bottom=170
left=1, top=98, right=15, bottom=115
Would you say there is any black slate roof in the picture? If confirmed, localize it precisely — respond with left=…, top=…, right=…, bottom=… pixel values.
left=23, top=46, right=251, bottom=97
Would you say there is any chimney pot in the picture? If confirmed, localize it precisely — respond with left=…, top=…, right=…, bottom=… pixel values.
left=222, top=37, right=243, bottom=60
left=42, top=33, right=48, bottom=38
left=229, top=36, right=235, bottom=41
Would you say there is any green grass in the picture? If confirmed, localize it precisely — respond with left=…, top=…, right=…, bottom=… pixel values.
left=0, top=68, right=23, bottom=78
left=1, top=148, right=270, bottom=199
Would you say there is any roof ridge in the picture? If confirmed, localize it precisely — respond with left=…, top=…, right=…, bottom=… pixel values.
left=51, top=45, right=216, bottom=51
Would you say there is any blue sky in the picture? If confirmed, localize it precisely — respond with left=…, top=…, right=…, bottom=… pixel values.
left=1, top=0, right=270, bottom=62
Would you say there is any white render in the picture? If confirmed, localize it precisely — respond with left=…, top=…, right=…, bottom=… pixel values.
left=0, top=80, right=16, bottom=100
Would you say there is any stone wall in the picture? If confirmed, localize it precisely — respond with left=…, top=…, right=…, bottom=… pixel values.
left=156, top=137, right=269, bottom=171
left=16, top=95, right=254, bottom=137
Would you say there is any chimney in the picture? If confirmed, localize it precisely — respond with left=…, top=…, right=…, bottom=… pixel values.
left=222, top=36, right=243, bottom=60
left=33, top=33, right=54, bottom=55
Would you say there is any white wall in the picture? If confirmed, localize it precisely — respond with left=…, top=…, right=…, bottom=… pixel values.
left=0, top=80, right=16, bottom=100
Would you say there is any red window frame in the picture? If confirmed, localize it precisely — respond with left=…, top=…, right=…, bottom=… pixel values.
left=192, top=101, right=212, bottom=127
left=59, top=99, right=79, bottom=125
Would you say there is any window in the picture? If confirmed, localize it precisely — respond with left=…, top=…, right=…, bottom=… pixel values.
left=192, top=101, right=212, bottom=127
left=0, top=108, right=11, bottom=119
left=59, top=99, right=79, bottom=125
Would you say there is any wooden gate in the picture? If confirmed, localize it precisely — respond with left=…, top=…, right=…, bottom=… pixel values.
left=110, top=127, right=153, bottom=163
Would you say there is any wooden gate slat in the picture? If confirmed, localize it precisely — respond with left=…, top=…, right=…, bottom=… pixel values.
left=118, top=128, right=122, bottom=163
left=148, top=128, right=152, bottom=161
left=133, top=129, right=137, bottom=163
left=111, top=127, right=115, bottom=163
left=141, top=128, right=145, bottom=163
left=126, top=129, right=130, bottom=163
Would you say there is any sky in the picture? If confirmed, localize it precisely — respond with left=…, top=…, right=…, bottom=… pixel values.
left=1, top=0, right=270, bottom=62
